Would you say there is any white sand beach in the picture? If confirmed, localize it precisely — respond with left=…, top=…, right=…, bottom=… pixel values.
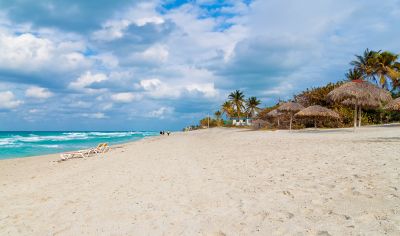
left=0, top=126, right=399, bottom=235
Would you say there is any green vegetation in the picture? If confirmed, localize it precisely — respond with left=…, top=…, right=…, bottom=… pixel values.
left=196, top=90, right=262, bottom=128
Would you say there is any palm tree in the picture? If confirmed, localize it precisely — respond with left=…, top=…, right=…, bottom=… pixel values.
left=228, top=90, right=245, bottom=118
left=392, top=62, right=400, bottom=90
left=351, top=49, right=400, bottom=89
left=374, top=51, right=400, bottom=89
left=345, top=68, right=363, bottom=81
left=221, top=101, right=234, bottom=119
left=351, top=49, right=378, bottom=80
left=246, top=96, right=261, bottom=118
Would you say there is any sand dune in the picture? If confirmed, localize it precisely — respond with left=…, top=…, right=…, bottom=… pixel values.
left=0, top=127, right=399, bottom=235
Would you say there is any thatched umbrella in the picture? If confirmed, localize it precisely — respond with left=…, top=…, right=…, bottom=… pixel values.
left=266, top=109, right=282, bottom=127
left=342, top=98, right=381, bottom=109
left=277, top=102, right=305, bottom=131
left=295, top=105, right=340, bottom=128
left=341, top=98, right=382, bottom=127
left=252, top=119, right=267, bottom=129
left=384, top=97, right=400, bottom=111
left=327, top=80, right=392, bottom=128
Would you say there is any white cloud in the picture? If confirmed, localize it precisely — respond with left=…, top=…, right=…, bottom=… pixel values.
left=93, top=53, right=119, bottom=68
left=139, top=78, right=162, bottom=90
left=142, top=44, right=169, bottom=63
left=136, top=74, right=219, bottom=100
left=92, top=2, right=165, bottom=42
left=185, top=83, right=218, bottom=98
left=0, top=33, right=53, bottom=71
left=100, top=103, right=113, bottom=111
left=25, top=86, right=53, bottom=99
left=163, top=3, right=247, bottom=64
left=69, top=101, right=91, bottom=108
left=29, top=109, right=40, bottom=113
left=81, top=112, right=108, bottom=119
left=92, top=20, right=131, bottom=41
left=0, top=32, right=90, bottom=73
left=135, top=16, right=164, bottom=26
left=68, top=71, right=108, bottom=92
left=111, top=92, right=140, bottom=103
left=147, top=106, right=174, bottom=119
left=0, top=91, right=23, bottom=109
left=137, top=78, right=180, bottom=98
left=263, top=82, right=295, bottom=96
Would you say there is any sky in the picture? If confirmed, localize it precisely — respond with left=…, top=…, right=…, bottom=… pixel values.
left=0, top=0, right=399, bottom=131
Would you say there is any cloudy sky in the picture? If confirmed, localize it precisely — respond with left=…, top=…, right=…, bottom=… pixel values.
left=0, top=0, right=399, bottom=131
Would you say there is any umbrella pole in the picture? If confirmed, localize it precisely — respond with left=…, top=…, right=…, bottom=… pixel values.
left=314, top=118, right=317, bottom=128
left=277, top=118, right=280, bottom=127
left=358, top=106, right=362, bottom=127
left=290, top=114, right=293, bottom=132
left=354, top=103, right=358, bottom=130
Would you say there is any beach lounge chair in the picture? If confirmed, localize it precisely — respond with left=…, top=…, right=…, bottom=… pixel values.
left=59, top=143, right=111, bottom=161
left=102, top=143, right=111, bottom=153
left=92, top=143, right=111, bottom=154
left=60, top=149, right=92, bottom=161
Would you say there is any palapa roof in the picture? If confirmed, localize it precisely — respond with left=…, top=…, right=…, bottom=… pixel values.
left=252, top=119, right=267, bottom=124
left=327, top=80, right=392, bottom=105
left=384, top=97, right=400, bottom=111
left=277, top=102, right=304, bottom=112
left=341, top=98, right=381, bottom=109
left=295, top=105, right=340, bottom=119
left=266, top=109, right=282, bottom=117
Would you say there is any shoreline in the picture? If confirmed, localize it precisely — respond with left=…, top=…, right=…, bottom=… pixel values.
left=1, top=127, right=399, bottom=235
left=1, top=123, right=399, bottom=162
left=3, top=123, right=400, bottom=162
left=0, top=132, right=161, bottom=161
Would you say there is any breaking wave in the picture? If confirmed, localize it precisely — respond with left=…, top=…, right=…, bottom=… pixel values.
left=0, top=131, right=158, bottom=159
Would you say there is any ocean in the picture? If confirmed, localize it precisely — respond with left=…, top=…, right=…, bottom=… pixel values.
left=0, top=131, right=159, bottom=160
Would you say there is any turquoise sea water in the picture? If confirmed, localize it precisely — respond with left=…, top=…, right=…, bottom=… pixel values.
left=0, top=131, right=158, bottom=160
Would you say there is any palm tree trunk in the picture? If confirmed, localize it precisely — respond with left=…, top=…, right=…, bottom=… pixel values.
left=236, top=103, right=240, bottom=123
left=358, top=106, right=362, bottom=127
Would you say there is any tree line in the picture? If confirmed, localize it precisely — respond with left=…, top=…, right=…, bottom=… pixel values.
left=197, top=49, right=400, bottom=129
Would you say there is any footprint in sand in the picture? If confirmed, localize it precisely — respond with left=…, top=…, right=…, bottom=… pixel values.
left=283, top=190, right=294, bottom=199
left=208, top=231, right=226, bottom=236
left=317, top=231, right=332, bottom=236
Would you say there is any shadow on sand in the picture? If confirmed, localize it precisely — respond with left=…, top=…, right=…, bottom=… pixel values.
left=233, top=123, right=400, bottom=134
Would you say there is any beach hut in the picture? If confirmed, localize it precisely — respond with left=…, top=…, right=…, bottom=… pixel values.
left=231, top=117, right=252, bottom=126
left=266, top=109, right=282, bottom=127
left=277, top=102, right=305, bottom=131
left=384, top=97, right=400, bottom=111
left=295, top=105, right=340, bottom=128
left=327, top=80, right=392, bottom=128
